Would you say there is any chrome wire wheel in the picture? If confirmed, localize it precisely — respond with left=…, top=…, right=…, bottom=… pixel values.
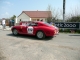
left=36, top=31, right=45, bottom=39
left=12, top=29, right=18, bottom=35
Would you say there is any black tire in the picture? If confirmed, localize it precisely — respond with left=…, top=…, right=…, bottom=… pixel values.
left=36, top=31, right=45, bottom=39
left=12, top=29, right=18, bottom=36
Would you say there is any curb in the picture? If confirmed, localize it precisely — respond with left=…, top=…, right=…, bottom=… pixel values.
left=0, top=28, right=11, bottom=31
left=0, top=25, right=11, bottom=31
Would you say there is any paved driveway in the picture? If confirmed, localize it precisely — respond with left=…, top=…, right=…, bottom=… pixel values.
left=0, top=30, right=80, bottom=60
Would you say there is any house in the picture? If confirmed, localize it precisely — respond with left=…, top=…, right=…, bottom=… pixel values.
left=17, top=11, right=52, bottom=24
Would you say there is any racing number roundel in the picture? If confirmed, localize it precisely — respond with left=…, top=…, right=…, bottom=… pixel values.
left=27, top=26, right=33, bottom=34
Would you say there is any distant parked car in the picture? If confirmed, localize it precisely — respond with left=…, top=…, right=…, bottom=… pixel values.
left=11, top=21, right=59, bottom=39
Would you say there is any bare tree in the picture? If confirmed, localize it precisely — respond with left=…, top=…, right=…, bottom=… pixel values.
left=46, top=5, right=60, bottom=23
left=66, top=5, right=80, bottom=22
left=46, top=5, right=53, bottom=23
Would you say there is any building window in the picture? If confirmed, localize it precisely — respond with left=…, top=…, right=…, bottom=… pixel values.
left=41, top=19, right=43, bottom=21
left=37, top=19, right=39, bottom=21
left=20, top=19, right=21, bottom=21
left=32, top=19, right=36, bottom=21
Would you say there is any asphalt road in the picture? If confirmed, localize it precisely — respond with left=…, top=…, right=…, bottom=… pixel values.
left=0, top=30, right=80, bottom=60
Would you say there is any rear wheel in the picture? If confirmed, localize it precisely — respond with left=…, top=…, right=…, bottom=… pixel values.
left=36, top=31, right=45, bottom=39
left=12, top=29, right=18, bottom=35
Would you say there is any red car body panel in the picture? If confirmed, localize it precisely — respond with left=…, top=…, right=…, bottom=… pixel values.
left=11, top=21, right=57, bottom=36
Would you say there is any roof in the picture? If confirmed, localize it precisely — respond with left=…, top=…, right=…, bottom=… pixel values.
left=19, top=11, right=52, bottom=18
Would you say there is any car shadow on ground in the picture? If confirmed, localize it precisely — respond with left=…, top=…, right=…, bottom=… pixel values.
left=6, top=33, right=54, bottom=41
left=69, top=34, right=80, bottom=36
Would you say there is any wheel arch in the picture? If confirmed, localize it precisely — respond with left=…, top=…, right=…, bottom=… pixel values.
left=35, top=30, right=46, bottom=36
left=12, top=28, right=16, bottom=32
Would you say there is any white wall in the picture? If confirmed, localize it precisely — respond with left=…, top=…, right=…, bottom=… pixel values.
left=17, top=13, right=30, bottom=23
left=17, top=12, right=48, bottom=24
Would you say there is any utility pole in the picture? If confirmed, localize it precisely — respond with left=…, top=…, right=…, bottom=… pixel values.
left=63, top=0, right=66, bottom=31
left=63, top=0, right=66, bottom=22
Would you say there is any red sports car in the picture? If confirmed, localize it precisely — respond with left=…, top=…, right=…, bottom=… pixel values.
left=11, top=21, right=58, bottom=39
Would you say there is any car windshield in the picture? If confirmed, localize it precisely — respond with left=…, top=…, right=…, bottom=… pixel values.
left=43, top=22, right=57, bottom=27
left=43, top=22, right=52, bottom=26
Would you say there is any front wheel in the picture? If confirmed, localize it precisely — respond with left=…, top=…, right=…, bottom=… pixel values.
left=36, top=31, right=45, bottom=39
left=12, top=29, right=18, bottom=35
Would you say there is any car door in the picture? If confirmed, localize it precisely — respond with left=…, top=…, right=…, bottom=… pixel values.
left=19, top=22, right=28, bottom=34
left=27, top=22, right=38, bottom=35
left=21, top=25, right=28, bottom=34
left=21, top=22, right=35, bottom=35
